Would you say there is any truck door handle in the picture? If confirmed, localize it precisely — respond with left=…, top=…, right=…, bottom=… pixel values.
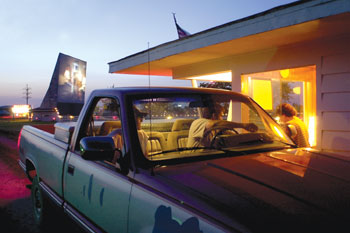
left=68, top=164, right=75, bottom=175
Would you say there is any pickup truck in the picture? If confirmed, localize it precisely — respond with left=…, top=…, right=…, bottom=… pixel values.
left=18, top=87, right=350, bottom=233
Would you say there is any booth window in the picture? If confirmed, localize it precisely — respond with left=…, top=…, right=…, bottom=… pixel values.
left=241, top=65, right=316, bottom=146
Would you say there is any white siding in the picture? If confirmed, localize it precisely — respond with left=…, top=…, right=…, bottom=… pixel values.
left=320, top=52, right=350, bottom=154
left=321, top=93, right=350, bottom=111
left=321, top=73, right=350, bottom=93
left=322, top=53, right=350, bottom=74
left=321, top=131, right=350, bottom=151
left=323, top=112, right=350, bottom=131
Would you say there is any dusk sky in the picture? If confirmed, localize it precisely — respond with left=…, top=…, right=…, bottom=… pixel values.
left=0, top=0, right=296, bottom=108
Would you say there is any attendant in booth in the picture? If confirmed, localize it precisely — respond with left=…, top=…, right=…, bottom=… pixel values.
left=277, top=103, right=310, bottom=148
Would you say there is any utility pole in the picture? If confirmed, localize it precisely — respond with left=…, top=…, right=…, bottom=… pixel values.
left=23, top=84, right=32, bottom=105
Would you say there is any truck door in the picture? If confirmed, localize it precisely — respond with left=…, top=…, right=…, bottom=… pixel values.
left=63, top=97, right=131, bottom=233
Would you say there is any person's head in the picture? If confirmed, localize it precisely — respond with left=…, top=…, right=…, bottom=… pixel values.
left=133, top=106, right=147, bottom=130
left=202, top=104, right=225, bottom=120
left=277, top=103, right=297, bottom=123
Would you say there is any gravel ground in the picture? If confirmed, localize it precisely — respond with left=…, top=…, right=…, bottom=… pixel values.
left=0, top=135, right=82, bottom=233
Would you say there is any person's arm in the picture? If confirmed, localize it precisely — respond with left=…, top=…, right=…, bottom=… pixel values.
left=108, top=128, right=123, bottom=150
left=107, top=128, right=124, bottom=164
left=200, top=120, right=258, bottom=147
left=206, top=120, right=258, bottom=132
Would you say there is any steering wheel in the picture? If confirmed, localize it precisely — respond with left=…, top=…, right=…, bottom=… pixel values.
left=202, top=126, right=239, bottom=148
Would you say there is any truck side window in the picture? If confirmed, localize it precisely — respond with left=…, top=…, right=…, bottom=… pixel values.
left=81, top=97, right=123, bottom=163
left=93, top=98, right=121, bottom=136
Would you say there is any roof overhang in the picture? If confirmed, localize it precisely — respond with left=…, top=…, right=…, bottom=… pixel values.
left=108, top=0, right=350, bottom=78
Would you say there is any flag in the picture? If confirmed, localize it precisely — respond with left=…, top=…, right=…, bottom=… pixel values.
left=173, top=13, right=190, bottom=39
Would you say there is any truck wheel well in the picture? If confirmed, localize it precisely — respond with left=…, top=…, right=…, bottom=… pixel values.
left=26, top=160, right=37, bottom=182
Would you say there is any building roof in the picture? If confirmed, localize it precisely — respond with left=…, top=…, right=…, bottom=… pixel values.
left=91, top=86, right=242, bottom=97
left=108, top=0, right=350, bottom=78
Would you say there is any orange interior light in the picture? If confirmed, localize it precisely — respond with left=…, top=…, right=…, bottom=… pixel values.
left=293, top=87, right=301, bottom=95
left=252, top=79, right=272, bottom=110
left=280, top=69, right=290, bottom=78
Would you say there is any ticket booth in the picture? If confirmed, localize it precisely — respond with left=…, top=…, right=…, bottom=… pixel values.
left=187, top=65, right=316, bottom=147
left=108, top=0, right=350, bottom=155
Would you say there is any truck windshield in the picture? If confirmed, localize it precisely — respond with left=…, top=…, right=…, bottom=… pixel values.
left=132, top=92, right=294, bottom=161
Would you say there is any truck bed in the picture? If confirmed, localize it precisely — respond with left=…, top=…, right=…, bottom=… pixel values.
left=18, top=122, right=76, bottom=198
left=30, top=124, right=55, bottom=134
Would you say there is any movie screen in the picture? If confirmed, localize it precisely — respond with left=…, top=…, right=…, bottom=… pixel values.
left=57, top=55, right=87, bottom=104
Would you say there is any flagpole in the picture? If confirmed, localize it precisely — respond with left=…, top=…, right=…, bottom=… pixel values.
left=172, top=12, right=177, bottom=24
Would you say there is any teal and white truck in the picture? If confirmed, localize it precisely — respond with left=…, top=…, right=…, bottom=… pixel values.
left=18, top=87, right=350, bottom=233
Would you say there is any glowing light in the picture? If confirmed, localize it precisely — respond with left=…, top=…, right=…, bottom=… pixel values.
left=12, top=105, right=30, bottom=118
left=64, top=70, right=70, bottom=79
left=76, top=71, right=83, bottom=81
left=227, top=100, right=233, bottom=121
left=166, top=116, right=173, bottom=120
left=191, top=79, right=198, bottom=88
left=241, top=77, right=250, bottom=94
left=275, top=116, right=281, bottom=124
left=252, top=79, right=272, bottom=110
left=293, top=87, right=301, bottom=95
left=81, top=76, right=86, bottom=91
left=308, top=116, right=316, bottom=147
left=273, top=125, right=285, bottom=139
left=280, top=69, right=290, bottom=78
left=188, top=71, right=232, bottom=82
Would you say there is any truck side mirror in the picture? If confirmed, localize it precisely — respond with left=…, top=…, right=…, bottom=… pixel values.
left=80, top=136, right=116, bottom=161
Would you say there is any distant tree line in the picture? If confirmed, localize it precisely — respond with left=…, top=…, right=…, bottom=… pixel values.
left=199, top=82, right=232, bottom=90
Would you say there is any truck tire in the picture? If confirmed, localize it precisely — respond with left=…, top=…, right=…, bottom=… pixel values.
left=31, top=175, right=53, bottom=228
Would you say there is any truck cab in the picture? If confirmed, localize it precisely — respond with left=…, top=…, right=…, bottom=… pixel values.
left=19, top=87, right=350, bottom=233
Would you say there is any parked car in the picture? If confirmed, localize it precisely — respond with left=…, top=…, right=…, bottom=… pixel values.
left=0, top=107, right=12, bottom=119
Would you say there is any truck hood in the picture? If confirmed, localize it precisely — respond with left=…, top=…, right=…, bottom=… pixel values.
left=153, top=148, right=350, bottom=232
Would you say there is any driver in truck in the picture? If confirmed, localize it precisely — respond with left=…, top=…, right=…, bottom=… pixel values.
left=109, top=106, right=149, bottom=163
left=187, top=104, right=258, bottom=148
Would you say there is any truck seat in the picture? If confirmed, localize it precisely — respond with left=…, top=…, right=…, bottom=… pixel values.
left=99, top=121, right=121, bottom=136
left=146, top=131, right=167, bottom=155
left=167, top=119, right=194, bottom=150
left=142, top=122, right=174, bottom=132
left=171, top=118, right=194, bottom=132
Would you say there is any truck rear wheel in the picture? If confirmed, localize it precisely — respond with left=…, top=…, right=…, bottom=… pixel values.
left=31, top=175, right=52, bottom=228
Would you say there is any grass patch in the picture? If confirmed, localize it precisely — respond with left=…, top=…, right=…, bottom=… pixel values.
left=0, top=119, right=55, bottom=140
